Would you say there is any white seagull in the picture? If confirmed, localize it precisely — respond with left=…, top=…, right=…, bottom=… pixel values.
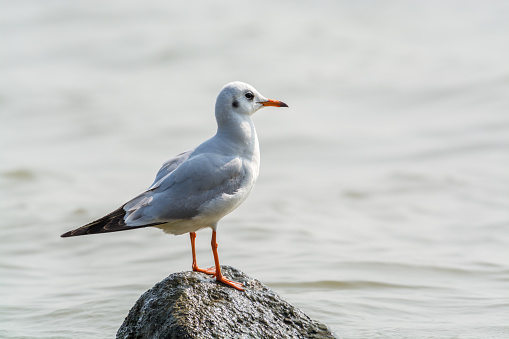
left=61, top=81, right=288, bottom=290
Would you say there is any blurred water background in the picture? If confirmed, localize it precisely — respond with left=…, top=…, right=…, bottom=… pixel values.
left=1, top=1, right=508, bottom=338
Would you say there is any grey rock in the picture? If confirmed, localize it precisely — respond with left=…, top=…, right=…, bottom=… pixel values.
left=117, top=266, right=337, bottom=339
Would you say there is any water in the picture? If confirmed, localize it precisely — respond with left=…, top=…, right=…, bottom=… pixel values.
left=1, top=1, right=508, bottom=338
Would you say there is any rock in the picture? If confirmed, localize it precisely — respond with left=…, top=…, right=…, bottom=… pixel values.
left=117, top=266, right=337, bottom=339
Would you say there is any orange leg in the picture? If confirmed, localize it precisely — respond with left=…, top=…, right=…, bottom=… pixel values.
left=190, top=232, right=215, bottom=275
left=210, top=230, right=244, bottom=291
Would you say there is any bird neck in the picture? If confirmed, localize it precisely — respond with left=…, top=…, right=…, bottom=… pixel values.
left=215, top=113, right=259, bottom=155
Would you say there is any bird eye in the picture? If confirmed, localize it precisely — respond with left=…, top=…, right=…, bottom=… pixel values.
left=245, top=92, right=254, bottom=100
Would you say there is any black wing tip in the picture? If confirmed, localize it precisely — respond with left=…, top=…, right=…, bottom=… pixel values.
left=59, top=206, right=165, bottom=239
left=60, top=231, right=72, bottom=238
left=60, top=229, right=86, bottom=237
left=60, top=206, right=127, bottom=238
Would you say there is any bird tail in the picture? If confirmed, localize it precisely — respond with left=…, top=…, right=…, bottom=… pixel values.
left=60, top=207, right=157, bottom=237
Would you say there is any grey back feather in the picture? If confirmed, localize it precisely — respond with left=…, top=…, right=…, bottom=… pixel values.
left=123, top=149, right=247, bottom=225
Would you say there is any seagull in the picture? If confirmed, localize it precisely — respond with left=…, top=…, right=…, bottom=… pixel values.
left=61, top=81, right=288, bottom=291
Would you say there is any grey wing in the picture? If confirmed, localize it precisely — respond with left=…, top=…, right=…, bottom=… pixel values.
left=122, top=153, right=247, bottom=226
left=148, top=148, right=194, bottom=190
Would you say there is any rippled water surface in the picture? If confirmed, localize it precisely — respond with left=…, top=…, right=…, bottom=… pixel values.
left=1, top=1, right=508, bottom=338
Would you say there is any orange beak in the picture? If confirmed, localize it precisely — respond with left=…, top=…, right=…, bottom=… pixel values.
left=259, top=99, right=289, bottom=108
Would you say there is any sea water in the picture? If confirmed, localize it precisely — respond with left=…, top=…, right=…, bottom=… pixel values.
left=1, top=1, right=508, bottom=338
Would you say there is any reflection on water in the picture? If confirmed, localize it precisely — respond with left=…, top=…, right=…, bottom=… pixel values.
left=1, top=1, right=508, bottom=338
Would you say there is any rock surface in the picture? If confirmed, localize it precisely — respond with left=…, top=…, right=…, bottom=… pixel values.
left=117, top=266, right=337, bottom=339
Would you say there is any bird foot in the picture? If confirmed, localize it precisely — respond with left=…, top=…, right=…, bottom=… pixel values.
left=216, top=276, right=244, bottom=291
left=192, top=265, right=216, bottom=276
